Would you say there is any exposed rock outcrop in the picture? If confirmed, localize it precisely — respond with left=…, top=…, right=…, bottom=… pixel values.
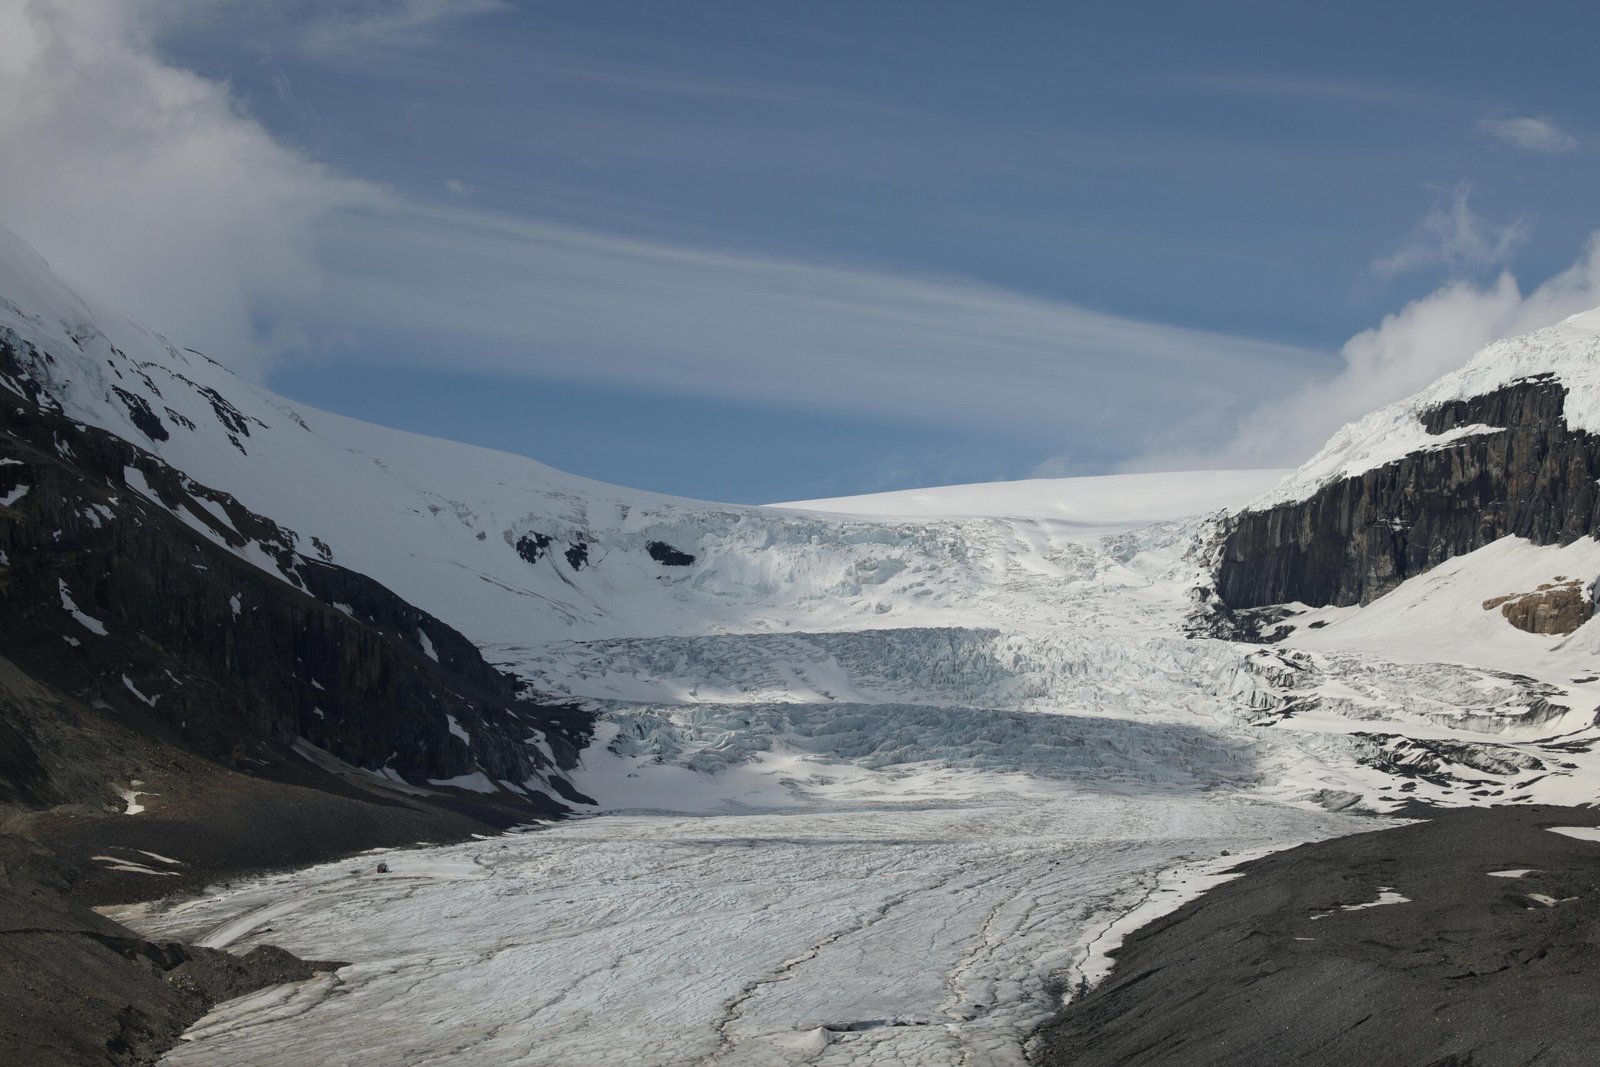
left=1216, top=377, right=1600, bottom=610
left=647, top=539, right=695, bottom=566
left=1483, top=579, right=1594, bottom=635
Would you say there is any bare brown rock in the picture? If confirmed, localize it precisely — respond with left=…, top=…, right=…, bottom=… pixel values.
left=1483, top=579, right=1592, bottom=634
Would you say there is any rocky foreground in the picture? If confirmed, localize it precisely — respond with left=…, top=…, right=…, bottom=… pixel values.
left=1032, top=805, right=1600, bottom=1067
left=0, top=754, right=538, bottom=1067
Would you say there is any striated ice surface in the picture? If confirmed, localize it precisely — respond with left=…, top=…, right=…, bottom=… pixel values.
left=125, top=796, right=1356, bottom=1067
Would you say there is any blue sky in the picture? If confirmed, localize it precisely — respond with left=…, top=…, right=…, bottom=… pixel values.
left=5, top=1, right=1600, bottom=501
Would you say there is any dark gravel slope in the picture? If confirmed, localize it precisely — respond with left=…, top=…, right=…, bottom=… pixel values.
left=1033, top=805, right=1600, bottom=1067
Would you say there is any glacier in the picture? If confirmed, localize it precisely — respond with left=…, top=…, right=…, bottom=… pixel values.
left=8, top=223, right=1600, bottom=1063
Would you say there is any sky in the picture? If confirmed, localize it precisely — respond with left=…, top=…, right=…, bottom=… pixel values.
left=3, top=1, right=1600, bottom=502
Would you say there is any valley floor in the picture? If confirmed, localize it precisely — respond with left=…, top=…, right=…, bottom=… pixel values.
left=108, top=792, right=1356, bottom=1066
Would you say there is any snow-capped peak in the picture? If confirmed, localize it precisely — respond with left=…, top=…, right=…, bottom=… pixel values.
left=1251, top=308, right=1600, bottom=510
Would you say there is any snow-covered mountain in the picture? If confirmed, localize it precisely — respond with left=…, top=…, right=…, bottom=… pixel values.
left=7, top=220, right=1600, bottom=817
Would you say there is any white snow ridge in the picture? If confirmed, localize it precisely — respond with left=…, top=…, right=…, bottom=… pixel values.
left=9, top=223, right=1600, bottom=1065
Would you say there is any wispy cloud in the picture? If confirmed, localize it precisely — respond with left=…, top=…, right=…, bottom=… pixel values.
left=1171, top=72, right=1450, bottom=112
left=296, top=0, right=512, bottom=56
left=1476, top=114, right=1578, bottom=154
left=310, top=202, right=1324, bottom=446
left=1368, top=184, right=1526, bottom=282
left=0, top=0, right=375, bottom=361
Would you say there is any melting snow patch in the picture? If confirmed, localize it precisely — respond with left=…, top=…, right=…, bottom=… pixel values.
left=0, top=484, right=29, bottom=506
left=122, top=675, right=159, bottom=707
left=1310, top=887, right=1409, bottom=920
left=93, top=856, right=180, bottom=877
left=188, top=494, right=240, bottom=536
left=122, top=465, right=158, bottom=502
left=446, top=713, right=471, bottom=746
left=135, top=850, right=183, bottom=866
left=58, top=580, right=107, bottom=635
left=117, top=785, right=154, bottom=815
left=1488, top=869, right=1538, bottom=878
left=418, top=630, right=438, bottom=662
left=229, top=593, right=241, bottom=618
left=1548, top=826, right=1600, bottom=843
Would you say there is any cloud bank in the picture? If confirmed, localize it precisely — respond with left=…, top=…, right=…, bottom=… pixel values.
left=6, top=1, right=1595, bottom=485
left=0, top=0, right=378, bottom=361
left=1134, top=235, right=1600, bottom=472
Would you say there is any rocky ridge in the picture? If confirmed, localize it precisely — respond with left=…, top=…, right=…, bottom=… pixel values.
left=1217, top=375, right=1600, bottom=612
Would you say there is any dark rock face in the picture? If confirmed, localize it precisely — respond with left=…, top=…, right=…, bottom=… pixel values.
left=0, top=336, right=590, bottom=808
left=514, top=531, right=553, bottom=565
left=565, top=540, right=589, bottom=570
left=647, top=540, right=695, bottom=566
left=1217, top=377, right=1600, bottom=610
left=110, top=387, right=168, bottom=442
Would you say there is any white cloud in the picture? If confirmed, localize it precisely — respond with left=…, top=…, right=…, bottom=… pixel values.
left=1137, top=234, right=1600, bottom=472
left=1368, top=184, right=1526, bottom=281
left=0, top=0, right=374, bottom=364
left=1476, top=115, right=1578, bottom=154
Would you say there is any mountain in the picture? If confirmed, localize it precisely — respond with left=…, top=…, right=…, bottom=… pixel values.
left=1215, top=311, right=1600, bottom=620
